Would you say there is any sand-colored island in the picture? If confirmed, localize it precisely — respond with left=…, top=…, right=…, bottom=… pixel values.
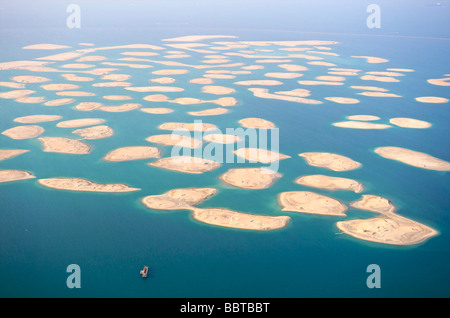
left=295, top=175, right=363, bottom=193
left=427, top=77, right=450, bottom=86
left=234, top=148, right=291, bottom=163
left=0, top=170, right=35, bottom=183
left=39, top=137, right=91, bottom=154
left=336, top=194, right=438, bottom=245
left=142, top=187, right=217, bottom=211
left=146, top=134, right=202, bottom=149
left=374, top=146, right=450, bottom=171
left=72, top=125, right=113, bottom=140
left=325, top=97, right=360, bottom=104
left=234, top=80, right=283, bottom=86
left=14, top=115, right=62, bottom=124
left=346, top=115, right=380, bottom=121
left=238, top=117, right=275, bottom=129
left=56, top=118, right=105, bottom=128
left=38, top=177, right=140, bottom=193
left=188, top=107, right=229, bottom=116
left=41, top=83, right=80, bottom=91
left=389, top=118, right=431, bottom=129
left=201, top=85, right=235, bottom=95
left=248, top=88, right=322, bottom=105
left=357, top=91, right=401, bottom=98
left=103, top=146, right=160, bottom=162
left=191, top=208, right=290, bottom=231
left=0, top=149, right=29, bottom=161
left=141, top=108, right=174, bottom=114
left=99, top=103, right=141, bottom=112
left=332, top=121, right=391, bottom=129
left=158, top=122, right=218, bottom=132
left=44, top=98, right=75, bottom=106
left=220, top=167, right=282, bottom=189
left=278, top=191, right=348, bottom=216
left=203, top=134, right=240, bottom=144
left=74, top=102, right=104, bottom=111
left=415, top=96, right=449, bottom=104
left=148, top=156, right=221, bottom=174
left=299, top=152, right=361, bottom=171
left=352, top=56, right=388, bottom=63
left=2, top=125, right=45, bottom=139
left=11, top=75, right=51, bottom=83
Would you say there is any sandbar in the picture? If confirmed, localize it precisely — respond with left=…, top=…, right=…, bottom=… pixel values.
left=238, top=117, right=275, bottom=129
left=14, top=115, right=62, bottom=124
left=360, top=75, right=399, bottom=83
left=352, top=56, right=388, bottom=63
left=189, top=78, right=214, bottom=84
left=325, top=97, right=360, bottom=104
left=56, top=118, right=105, bottom=128
left=374, top=146, right=450, bottom=171
left=332, top=121, right=391, bottom=129
left=142, top=187, right=217, bottom=211
left=203, top=133, right=240, bottom=144
left=146, top=134, right=202, bottom=149
left=0, top=149, right=29, bottom=161
left=201, top=85, right=235, bottom=95
left=298, top=80, right=343, bottom=86
left=152, top=69, right=189, bottom=75
left=2, top=125, right=45, bottom=139
left=101, top=74, right=131, bottom=81
left=72, top=125, right=113, bottom=140
left=44, top=98, right=75, bottom=106
left=141, top=108, right=174, bottom=114
left=15, top=96, right=46, bottom=104
left=150, top=77, right=176, bottom=84
left=191, top=207, right=290, bottom=231
left=357, top=91, right=401, bottom=98
left=389, top=118, right=431, bottom=129
left=275, top=88, right=311, bottom=97
left=56, top=91, right=95, bottom=97
left=93, top=82, right=132, bottom=87
left=38, top=177, right=140, bottom=193
left=299, top=152, right=361, bottom=171
left=188, top=107, right=229, bottom=116
left=346, top=115, right=380, bottom=121
left=307, top=61, right=336, bottom=67
left=264, top=72, right=303, bottom=79
left=99, top=103, right=141, bottom=112
left=23, top=44, right=70, bottom=50
left=278, top=191, right=347, bottom=216
left=0, top=90, right=35, bottom=99
left=427, top=77, right=450, bottom=86
left=102, top=95, right=133, bottom=101
left=103, top=146, right=161, bottom=162
left=41, top=83, right=80, bottom=91
left=295, top=174, right=363, bottom=193
left=316, top=76, right=346, bottom=82
left=0, top=170, right=35, bottom=183
left=74, top=102, right=103, bottom=111
left=7, top=76, right=46, bottom=84
left=148, top=156, right=221, bottom=174
left=220, top=167, right=282, bottom=189
left=278, top=64, right=308, bottom=71
left=125, top=86, right=184, bottom=93
left=350, top=86, right=388, bottom=92
left=158, top=122, right=218, bottom=132
left=234, top=80, right=283, bottom=86
left=336, top=213, right=438, bottom=245
left=415, top=96, right=448, bottom=103
left=234, top=148, right=290, bottom=163
left=248, top=88, right=322, bottom=105
left=39, top=137, right=91, bottom=154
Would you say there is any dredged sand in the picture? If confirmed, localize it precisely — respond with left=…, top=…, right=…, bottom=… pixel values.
left=56, top=118, right=105, bottom=128
left=238, top=117, right=275, bottom=129
left=295, top=175, right=363, bottom=193
left=278, top=191, right=348, bottom=216
left=14, top=115, right=62, bottom=124
left=39, top=137, right=91, bottom=154
left=146, top=134, right=202, bottom=149
left=99, top=103, right=141, bottom=112
left=374, top=147, right=450, bottom=171
left=0, top=170, right=35, bottom=183
left=325, top=97, right=360, bottom=104
left=38, top=178, right=140, bottom=192
left=389, top=118, right=431, bottom=129
left=332, top=121, right=391, bottom=129
left=103, top=146, right=161, bottom=162
left=415, top=96, right=449, bottom=103
left=234, top=80, right=283, bottom=86
left=234, top=148, right=291, bottom=163
left=142, top=187, right=217, bottom=211
left=0, top=149, right=29, bottom=161
left=220, top=167, right=282, bottom=189
left=141, top=108, right=174, bottom=114
left=72, top=125, right=114, bottom=140
left=44, top=98, right=75, bottom=106
left=191, top=208, right=290, bottom=231
left=2, top=125, right=45, bottom=139
left=203, top=134, right=240, bottom=144
left=11, top=75, right=51, bottom=83
left=299, top=152, right=361, bottom=171
left=201, top=85, right=235, bottom=95
left=148, top=156, right=221, bottom=174
left=346, top=115, right=380, bottom=121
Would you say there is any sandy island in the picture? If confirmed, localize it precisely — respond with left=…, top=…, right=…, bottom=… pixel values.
left=234, top=148, right=291, bottom=163
left=2, top=125, right=45, bottom=139
left=191, top=208, right=290, bottom=231
left=389, top=118, right=431, bottom=129
left=415, top=96, right=448, bottom=104
left=374, top=146, right=450, bottom=171
left=39, top=137, right=91, bottom=154
left=332, top=121, right=391, bottom=129
left=14, top=115, right=62, bottom=124
left=146, top=134, right=202, bottom=149
left=103, top=146, right=161, bottom=162
left=72, top=125, right=113, bottom=140
left=299, top=152, right=361, bottom=171
left=346, top=115, right=380, bottom=121
left=142, top=187, right=217, bottom=211
left=325, top=97, right=360, bottom=104
left=188, top=107, right=229, bottom=116
left=56, top=118, right=105, bottom=128
left=0, top=170, right=35, bottom=183
left=248, top=88, right=322, bottom=105
left=11, top=75, right=51, bottom=83
left=278, top=191, right=347, bottom=216
left=141, top=108, right=174, bottom=114
left=38, top=177, right=140, bottom=193
left=238, top=117, right=275, bottom=129
left=99, top=103, right=141, bottom=112
left=234, top=80, right=283, bottom=86
left=203, top=134, right=240, bottom=144
left=201, top=85, right=235, bottom=95
left=158, top=122, right=218, bottom=132
left=0, top=149, right=29, bottom=161
left=148, top=156, right=221, bottom=174
left=295, top=175, right=363, bottom=193
left=220, top=167, right=282, bottom=189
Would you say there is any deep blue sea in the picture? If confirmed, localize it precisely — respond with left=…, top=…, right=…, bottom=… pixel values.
left=0, top=0, right=449, bottom=298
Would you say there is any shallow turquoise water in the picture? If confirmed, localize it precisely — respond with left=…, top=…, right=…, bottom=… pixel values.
left=1, top=0, right=449, bottom=298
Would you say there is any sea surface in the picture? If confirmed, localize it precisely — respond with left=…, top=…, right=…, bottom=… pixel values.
left=0, top=0, right=449, bottom=298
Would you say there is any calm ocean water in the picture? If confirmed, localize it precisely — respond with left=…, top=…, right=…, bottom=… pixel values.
left=1, top=0, right=449, bottom=298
